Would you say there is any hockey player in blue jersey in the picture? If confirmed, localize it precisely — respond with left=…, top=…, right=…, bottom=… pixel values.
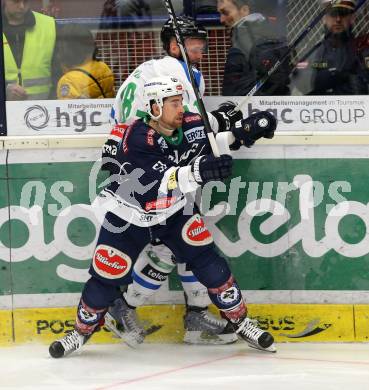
left=104, top=16, right=246, bottom=346
left=49, top=76, right=277, bottom=358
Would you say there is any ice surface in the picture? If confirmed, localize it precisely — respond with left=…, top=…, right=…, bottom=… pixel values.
left=1, top=343, right=369, bottom=390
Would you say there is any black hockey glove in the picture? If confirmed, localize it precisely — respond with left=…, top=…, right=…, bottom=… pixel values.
left=231, top=111, right=277, bottom=147
left=101, top=138, right=120, bottom=175
left=191, top=154, right=233, bottom=184
left=210, top=101, right=243, bottom=132
left=101, top=123, right=126, bottom=174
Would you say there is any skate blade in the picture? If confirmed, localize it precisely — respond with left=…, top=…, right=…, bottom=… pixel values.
left=247, top=342, right=277, bottom=353
left=184, top=330, right=238, bottom=345
left=104, top=313, right=142, bottom=349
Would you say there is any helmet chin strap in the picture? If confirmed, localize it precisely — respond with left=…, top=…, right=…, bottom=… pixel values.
left=148, top=98, right=176, bottom=136
left=148, top=103, right=163, bottom=121
left=152, top=119, right=176, bottom=136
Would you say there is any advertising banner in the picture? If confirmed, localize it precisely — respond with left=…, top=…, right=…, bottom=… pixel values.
left=0, top=150, right=11, bottom=299
left=205, top=95, right=369, bottom=132
left=1, top=147, right=369, bottom=303
left=354, top=305, right=369, bottom=341
left=6, top=96, right=369, bottom=135
left=6, top=99, right=114, bottom=135
left=4, top=303, right=357, bottom=346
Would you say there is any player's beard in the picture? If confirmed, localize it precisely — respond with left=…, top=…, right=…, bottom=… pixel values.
left=156, top=114, right=183, bottom=135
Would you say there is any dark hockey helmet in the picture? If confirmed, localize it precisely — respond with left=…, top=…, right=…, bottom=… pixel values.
left=160, top=16, right=208, bottom=53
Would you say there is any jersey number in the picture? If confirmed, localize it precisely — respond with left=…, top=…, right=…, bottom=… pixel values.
left=120, top=82, right=137, bottom=122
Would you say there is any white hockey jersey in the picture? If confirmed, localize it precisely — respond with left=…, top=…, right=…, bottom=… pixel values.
left=111, top=56, right=208, bottom=127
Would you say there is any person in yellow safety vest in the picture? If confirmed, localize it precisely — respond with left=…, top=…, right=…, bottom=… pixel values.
left=2, top=0, right=60, bottom=100
left=56, top=24, right=115, bottom=99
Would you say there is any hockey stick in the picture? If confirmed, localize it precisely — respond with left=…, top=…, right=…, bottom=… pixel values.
left=162, top=0, right=220, bottom=157
left=229, top=0, right=367, bottom=115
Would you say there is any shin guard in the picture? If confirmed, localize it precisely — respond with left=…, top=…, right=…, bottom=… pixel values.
left=76, top=299, right=107, bottom=335
left=207, top=276, right=247, bottom=322
left=177, top=263, right=210, bottom=308
left=126, top=244, right=175, bottom=307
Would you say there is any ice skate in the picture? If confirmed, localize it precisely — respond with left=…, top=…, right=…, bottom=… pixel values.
left=183, top=306, right=238, bottom=345
left=49, top=329, right=91, bottom=358
left=233, top=317, right=276, bottom=353
left=105, top=295, right=145, bottom=348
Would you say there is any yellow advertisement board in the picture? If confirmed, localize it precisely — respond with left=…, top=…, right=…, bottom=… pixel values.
left=353, top=305, right=369, bottom=342
left=0, top=304, right=358, bottom=347
left=0, top=310, right=13, bottom=346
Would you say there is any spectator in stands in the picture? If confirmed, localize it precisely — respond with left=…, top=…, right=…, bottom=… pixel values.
left=116, top=0, right=182, bottom=16
left=291, top=0, right=369, bottom=95
left=99, top=0, right=182, bottom=28
left=56, top=24, right=115, bottom=99
left=99, top=0, right=119, bottom=29
left=41, top=0, right=61, bottom=18
left=2, top=0, right=60, bottom=100
left=117, top=0, right=151, bottom=18
left=193, top=0, right=218, bottom=15
left=217, top=0, right=291, bottom=96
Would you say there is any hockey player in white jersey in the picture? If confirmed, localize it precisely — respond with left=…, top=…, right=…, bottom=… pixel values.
left=103, top=16, right=244, bottom=346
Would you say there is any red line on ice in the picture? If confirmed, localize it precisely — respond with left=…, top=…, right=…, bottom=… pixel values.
left=93, top=352, right=244, bottom=390
left=93, top=351, right=369, bottom=389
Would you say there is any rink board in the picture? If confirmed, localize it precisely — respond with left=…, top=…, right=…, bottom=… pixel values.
left=0, top=303, right=363, bottom=346
left=0, top=310, right=13, bottom=345
left=353, top=305, right=369, bottom=341
left=1, top=147, right=369, bottom=345
left=2, top=148, right=369, bottom=298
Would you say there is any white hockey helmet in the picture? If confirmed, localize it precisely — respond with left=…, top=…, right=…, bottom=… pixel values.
left=143, top=76, right=184, bottom=120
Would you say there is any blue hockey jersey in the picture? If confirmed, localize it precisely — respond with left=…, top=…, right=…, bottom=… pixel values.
left=97, top=112, right=213, bottom=227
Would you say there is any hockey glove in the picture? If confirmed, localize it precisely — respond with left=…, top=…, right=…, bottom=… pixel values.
left=210, top=101, right=243, bottom=132
left=191, top=154, right=233, bottom=184
left=101, top=138, right=120, bottom=175
left=231, top=111, right=277, bottom=147
left=101, top=123, right=126, bottom=174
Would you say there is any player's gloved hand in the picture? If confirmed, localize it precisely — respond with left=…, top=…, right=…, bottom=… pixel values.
left=210, top=101, right=243, bottom=132
left=101, top=138, right=119, bottom=174
left=101, top=123, right=126, bottom=174
left=231, top=111, right=277, bottom=147
left=229, top=139, right=242, bottom=151
left=191, top=154, right=233, bottom=183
